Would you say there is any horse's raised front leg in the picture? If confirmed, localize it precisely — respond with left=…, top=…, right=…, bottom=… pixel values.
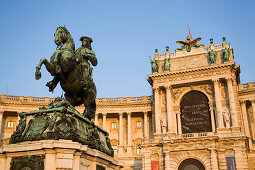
left=35, top=58, right=56, bottom=80
left=35, top=58, right=47, bottom=80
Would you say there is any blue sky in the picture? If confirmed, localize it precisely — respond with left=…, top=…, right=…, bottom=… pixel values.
left=0, top=0, right=254, bottom=98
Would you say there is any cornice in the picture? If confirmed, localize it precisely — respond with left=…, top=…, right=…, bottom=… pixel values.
left=148, top=62, right=235, bottom=79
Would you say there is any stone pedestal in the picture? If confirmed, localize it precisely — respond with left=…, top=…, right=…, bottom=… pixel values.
left=0, top=140, right=121, bottom=170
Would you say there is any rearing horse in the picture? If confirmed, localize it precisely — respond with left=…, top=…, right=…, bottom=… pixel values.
left=35, top=26, right=97, bottom=120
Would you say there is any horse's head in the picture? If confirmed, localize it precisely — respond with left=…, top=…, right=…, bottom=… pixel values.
left=54, top=26, right=72, bottom=47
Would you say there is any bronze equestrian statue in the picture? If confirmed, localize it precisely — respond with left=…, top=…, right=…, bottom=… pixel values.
left=35, top=26, right=97, bottom=120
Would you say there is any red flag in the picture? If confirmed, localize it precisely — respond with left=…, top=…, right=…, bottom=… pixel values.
left=188, top=26, right=192, bottom=39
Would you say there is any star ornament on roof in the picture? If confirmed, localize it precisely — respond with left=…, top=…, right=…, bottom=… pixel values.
left=176, top=35, right=202, bottom=52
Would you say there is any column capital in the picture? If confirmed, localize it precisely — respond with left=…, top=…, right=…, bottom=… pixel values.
left=144, top=111, right=148, bottom=115
left=153, top=86, right=160, bottom=91
left=212, top=78, right=220, bottom=83
left=119, top=112, right=123, bottom=116
left=240, top=100, right=246, bottom=104
left=165, top=85, right=172, bottom=90
left=95, top=112, right=99, bottom=116
left=250, top=99, right=255, bottom=103
left=102, top=112, right=107, bottom=116
left=225, top=76, right=233, bottom=81
left=127, top=112, right=132, bottom=116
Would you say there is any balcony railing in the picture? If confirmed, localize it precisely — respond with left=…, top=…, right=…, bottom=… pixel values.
left=0, top=94, right=152, bottom=106
left=239, top=82, right=255, bottom=91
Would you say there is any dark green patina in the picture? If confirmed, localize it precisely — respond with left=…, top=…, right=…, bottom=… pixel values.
left=35, top=26, right=96, bottom=120
left=10, top=97, right=114, bottom=156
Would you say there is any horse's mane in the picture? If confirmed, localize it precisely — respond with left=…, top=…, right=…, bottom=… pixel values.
left=56, top=26, right=75, bottom=50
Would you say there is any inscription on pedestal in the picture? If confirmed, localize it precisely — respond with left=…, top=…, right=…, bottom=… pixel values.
left=181, top=91, right=212, bottom=133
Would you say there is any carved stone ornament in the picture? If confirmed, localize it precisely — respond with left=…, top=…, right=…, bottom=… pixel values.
left=10, top=98, right=114, bottom=156
left=10, top=155, right=45, bottom=170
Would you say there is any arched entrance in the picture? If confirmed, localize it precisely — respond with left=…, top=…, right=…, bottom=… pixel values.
left=178, top=158, right=205, bottom=170
left=180, top=90, right=212, bottom=134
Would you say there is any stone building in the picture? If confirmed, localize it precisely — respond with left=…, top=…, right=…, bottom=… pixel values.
left=0, top=37, right=255, bottom=169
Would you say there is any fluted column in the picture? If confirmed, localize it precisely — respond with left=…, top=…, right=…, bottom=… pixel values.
left=226, top=77, right=238, bottom=126
left=102, top=113, right=107, bottom=130
left=153, top=87, right=161, bottom=134
left=209, top=149, right=218, bottom=170
left=251, top=100, right=255, bottom=132
left=144, top=111, right=148, bottom=139
left=209, top=102, right=216, bottom=132
left=127, top=112, right=132, bottom=156
left=213, top=79, right=224, bottom=129
left=94, top=113, right=98, bottom=125
left=177, top=112, right=182, bottom=134
left=240, top=100, right=251, bottom=137
left=166, top=86, right=173, bottom=133
left=118, top=112, right=124, bottom=156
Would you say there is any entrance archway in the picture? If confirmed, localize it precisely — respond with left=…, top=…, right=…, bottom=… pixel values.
left=178, top=158, right=205, bottom=170
left=180, top=90, right=212, bottom=134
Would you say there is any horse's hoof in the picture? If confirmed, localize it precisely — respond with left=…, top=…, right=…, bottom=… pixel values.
left=35, top=70, right=42, bottom=80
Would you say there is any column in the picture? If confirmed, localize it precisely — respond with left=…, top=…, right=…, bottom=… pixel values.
left=226, top=77, right=238, bottom=126
left=0, top=111, right=4, bottom=145
left=209, top=102, right=216, bottom=132
left=102, top=113, right=107, bottom=130
left=118, top=112, right=123, bottom=156
left=153, top=87, right=161, bottom=134
left=127, top=112, right=132, bottom=156
left=144, top=111, right=148, bottom=139
left=251, top=100, right=255, bottom=131
left=94, top=113, right=98, bottom=125
left=240, top=100, right=251, bottom=137
left=213, top=79, right=224, bottom=129
left=209, top=149, right=218, bottom=170
left=44, top=149, right=56, bottom=170
left=166, top=86, right=173, bottom=133
left=73, top=152, right=82, bottom=170
left=177, top=112, right=182, bottom=134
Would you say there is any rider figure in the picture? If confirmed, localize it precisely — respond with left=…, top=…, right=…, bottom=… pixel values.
left=46, top=36, right=97, bottom=92
left=75, top=36, right=98, bottom=87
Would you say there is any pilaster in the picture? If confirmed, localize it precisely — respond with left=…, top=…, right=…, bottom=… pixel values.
left=165, top=85, right=173, bottom=133
left=226, top=77, right=238, bottom=127
left=240, top=100, right=251, bottom=137
left=144, top=111, right=148, bottom=140
left=153, top=87, right=161, bottom=134
left=209, top=148, right=218, bottom=170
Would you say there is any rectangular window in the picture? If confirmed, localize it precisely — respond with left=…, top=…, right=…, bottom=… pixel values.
left=7, top=121, right=14, bottom=128
left=136, top=121, right=142, bottom=128
left=111, top=122, right=117, bottom=129
left=226, top=156, right=236, bottom=170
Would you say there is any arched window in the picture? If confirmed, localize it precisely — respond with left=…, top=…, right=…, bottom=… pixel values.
left=178, top=158, right=205, bottom=170
left=180, top=90, right=212, bottom=133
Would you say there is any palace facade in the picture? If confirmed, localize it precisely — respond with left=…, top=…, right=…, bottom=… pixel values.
left=0, top=37, right=255, bottom=169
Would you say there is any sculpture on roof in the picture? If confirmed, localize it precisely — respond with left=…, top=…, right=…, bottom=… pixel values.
left=222, top=45, right=230, bottom=63
left=176, top=35, right=202, bottom=52
left=163, top=58, right=170, bottom=72
left=35, top=26, right=97, bottom=120
left=151, top=58, right=159, bottom=73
